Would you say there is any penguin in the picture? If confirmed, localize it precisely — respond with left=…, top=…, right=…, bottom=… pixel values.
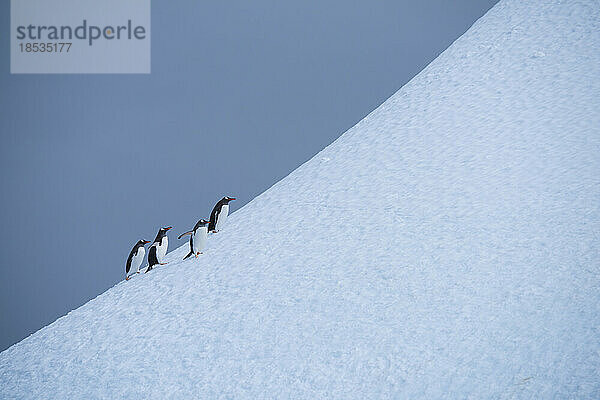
left=125, top=239, right=150, bottom=280
left=146, top=226, right=172, bottom=272
left=178, top=219, right=210, bottom=260
left=208, top=196, right=236, bottom=233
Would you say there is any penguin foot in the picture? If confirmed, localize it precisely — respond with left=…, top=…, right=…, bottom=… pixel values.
left=160, top=262, right=168, bottom=265
left=126, top=276, right=131, bottom=281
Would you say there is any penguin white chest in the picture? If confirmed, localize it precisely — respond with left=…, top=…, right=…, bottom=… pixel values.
left=215, top=204, right=229, bottom=231
left=131, top=246, right=145, bottom=272
left=157, top=236, right=168, bottom=262
left=193, top=226, right=208, bottom=253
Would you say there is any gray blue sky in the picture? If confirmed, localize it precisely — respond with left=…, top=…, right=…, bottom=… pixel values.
left=0, top=0, right=498, bottom=351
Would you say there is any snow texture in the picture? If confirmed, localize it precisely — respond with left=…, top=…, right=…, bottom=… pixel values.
left=1, top=0, right=599, bottom=398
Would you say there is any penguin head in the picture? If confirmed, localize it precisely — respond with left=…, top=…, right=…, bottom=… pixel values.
left=155, top=226, right=172, bottom=241
left=222, top=196, right=236, bottom=203
left=193, top=219, right=210, bottom=230
left=137, top=239, right=151, bottom=246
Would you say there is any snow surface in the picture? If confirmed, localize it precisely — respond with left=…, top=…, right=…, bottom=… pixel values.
left=2, top=0, right=600, bottom=398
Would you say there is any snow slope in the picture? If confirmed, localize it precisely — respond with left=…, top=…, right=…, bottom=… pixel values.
left=2, top=0, right=599, bottom=398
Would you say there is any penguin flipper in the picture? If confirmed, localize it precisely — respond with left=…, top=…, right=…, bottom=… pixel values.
left=178, top=231, right=193, bottom=239
left=147, top=246, right=159, bottom=270
left=183, top=250, right=194, bottom=260
left=209, top=201, right=222, bottom=232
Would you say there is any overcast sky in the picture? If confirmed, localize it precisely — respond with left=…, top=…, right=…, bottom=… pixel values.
left=0, top=0, right=498, bottom=351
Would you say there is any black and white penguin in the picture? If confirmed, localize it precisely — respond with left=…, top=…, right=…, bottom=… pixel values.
left=146, top=226, right=172, bottom=272
left=178, top=219, right=210, bottom=260
left=125, top=239, right=150, bottom=280
left=208, top=196, right=236, bottom=233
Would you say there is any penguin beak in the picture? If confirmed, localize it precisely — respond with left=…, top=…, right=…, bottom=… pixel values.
left=165, top=226, right=173, bottom=231
left=230, top=197, right=236, bottom=201
left=143, top=240, right=151, bottom=244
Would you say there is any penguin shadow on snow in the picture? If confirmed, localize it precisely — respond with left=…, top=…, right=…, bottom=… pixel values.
left=124, top=196, right=236, bottom=281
